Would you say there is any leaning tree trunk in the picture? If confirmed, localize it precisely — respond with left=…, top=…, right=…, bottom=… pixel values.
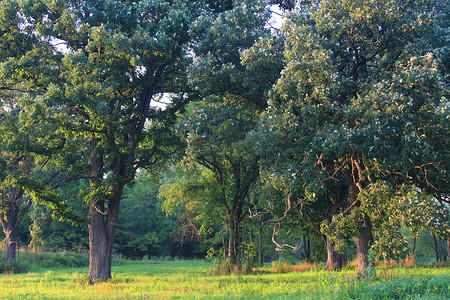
left=356, top=216, right=373, bottom=278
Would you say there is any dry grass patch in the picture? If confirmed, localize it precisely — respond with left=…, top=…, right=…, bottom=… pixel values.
left=271, top=261, right=318, bottom=273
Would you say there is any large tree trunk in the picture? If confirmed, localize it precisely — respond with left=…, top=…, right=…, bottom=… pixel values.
left=88, top=135, right=124, bottom=284
left=227, top=192, right=245, bottom=270
left=88, top=191, right=122, bottom=284
left=5, top=232, right=17, bottom=263
left=356, top=217, right=373, bottom=278
left=325, top=238, right=346, bottom=269
left=2, top=191, right=28, bottom=263
left=356, top=234, right=371, bottom=276
left=88, top=200, right=109, bottom=283
left=227, top=215, right=240, bottom=267
left=4, top=204, right=18, bottom=263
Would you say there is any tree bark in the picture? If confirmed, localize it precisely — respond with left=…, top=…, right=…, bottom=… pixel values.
left=356, top=234, right=371, bottom=276
left=88, top=199, right=108, bottom=283
left=4, top=205, right=18, bottom=263
left=88, top=186, right=122, bottom=284
left=447, top=238, right=450, bottom=262
left=227, top=214, right=240, bottom=267
left=2, top=191, right=28, bottom=263
left=325, top=238, right=346, bottom=269
left=412, top=236, right=416, bottom=257
left=303, top=234, right=311, bottom=261
left=258, top=223, right=263, bottom=265
left=87, top=135, right=124, bottom=284
left=356, top=217, right=373, bottom=278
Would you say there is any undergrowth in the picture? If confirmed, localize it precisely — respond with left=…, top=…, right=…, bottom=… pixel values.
left=0, top=250, right=89, bottom=273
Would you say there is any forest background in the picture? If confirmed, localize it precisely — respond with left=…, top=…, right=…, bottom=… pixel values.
left=0, top=0, right=449, bottom=285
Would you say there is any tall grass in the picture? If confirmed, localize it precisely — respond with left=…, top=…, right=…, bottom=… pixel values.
left=0, top=257, right=448, bottom=299
left=0, top=250, right=89, bottom=273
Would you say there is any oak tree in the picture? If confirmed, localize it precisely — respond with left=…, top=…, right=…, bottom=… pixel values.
left=265, top=0, right=449, bottom=276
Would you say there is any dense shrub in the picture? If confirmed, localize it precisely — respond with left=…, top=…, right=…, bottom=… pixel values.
left=0, top=258, right=31, bottom=274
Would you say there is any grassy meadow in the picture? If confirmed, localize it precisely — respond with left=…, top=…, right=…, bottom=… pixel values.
left=0, top=253, right=449, bottom=299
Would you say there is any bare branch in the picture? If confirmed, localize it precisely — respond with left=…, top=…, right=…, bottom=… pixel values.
left=269, top=193, right=298, bottom=224
left=114, top=223, right=133, bottom=241
left=248, top=207, right=271, bottom=221
left=0, top=86, right=43, bottom=95
left=269, top=193, right=304, bottom=252
left=92, top=202, right=108, bottom=216
left=342, top=198, right=360, bottom=216
left=272, top=223, right=299, bottom=252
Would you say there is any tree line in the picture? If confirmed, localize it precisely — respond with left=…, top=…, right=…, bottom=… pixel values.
left=0, top=0, right=448, bottom=283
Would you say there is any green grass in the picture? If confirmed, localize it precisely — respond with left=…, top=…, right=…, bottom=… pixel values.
left=0, top=258, right=448, bottom=299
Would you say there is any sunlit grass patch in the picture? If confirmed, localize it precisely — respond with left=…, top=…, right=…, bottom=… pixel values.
left=269, top=261, right=319, bottom=273
left=0, top=259, right=448, bottom=299
left=339, top=273, right=450, bottom=299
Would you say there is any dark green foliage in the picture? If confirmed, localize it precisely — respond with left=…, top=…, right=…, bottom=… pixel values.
left=160, top=0, right=279, bottom=270
left=115, top=173, right=178, bottom=259
left=113, top=172, right=209, bottom=259
left=0, top=0, right=212, bottom=282
left=0, top=0, right=448, bottom=276
left=29, top=251, right=89, bottom=269
left=189, top=0, right=275, bottom=109
left=38, top=218, right=89, bottom=251
left=255, top=0, right=449, bottom=273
